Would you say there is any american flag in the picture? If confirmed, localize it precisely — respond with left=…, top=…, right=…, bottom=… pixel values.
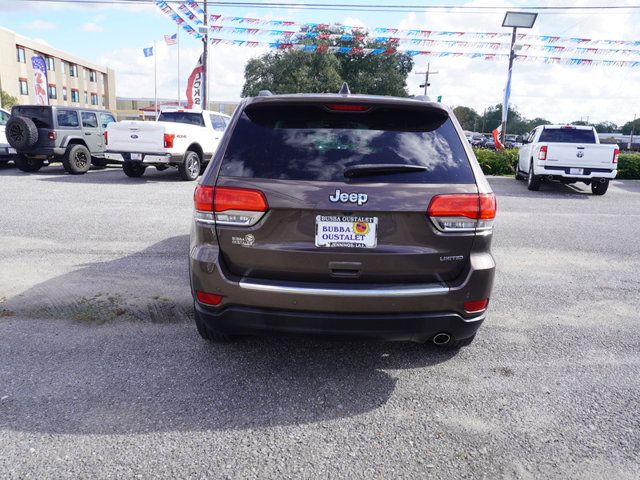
left=164, top=33, right=177, bottom=46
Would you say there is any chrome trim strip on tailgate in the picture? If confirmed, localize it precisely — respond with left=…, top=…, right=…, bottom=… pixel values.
left=239, top=279, right=449, bottom=297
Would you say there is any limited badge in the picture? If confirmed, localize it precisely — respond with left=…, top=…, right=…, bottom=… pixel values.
left=353, top=221, right=369, bottom=235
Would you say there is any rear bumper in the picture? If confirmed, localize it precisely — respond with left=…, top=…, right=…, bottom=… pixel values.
left=0, top=145, right=16, bottom=158
left=195, top=302, right=485, bottom=342
left=535, top=164, right=617, bottom=179
left=105, top=151, right=177, bottom=164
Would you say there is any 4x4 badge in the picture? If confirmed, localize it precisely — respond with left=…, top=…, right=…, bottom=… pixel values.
left=329, top=189, right=368, bottom=206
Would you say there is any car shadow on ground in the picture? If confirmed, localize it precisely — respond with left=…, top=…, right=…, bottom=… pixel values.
left=0, top=235, right=459, bottom=435
left=0, top=163, right=197, bottom=184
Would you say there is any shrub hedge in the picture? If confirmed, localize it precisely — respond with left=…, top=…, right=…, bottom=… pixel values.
left=472, top=148, right=640, bottom=180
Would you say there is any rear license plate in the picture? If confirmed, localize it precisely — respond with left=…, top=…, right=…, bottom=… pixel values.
left=315, top=215, right=378, bottom=248
left=570, top=168, right=584, bottom=175
left=130, top=153, right=142, bottom=160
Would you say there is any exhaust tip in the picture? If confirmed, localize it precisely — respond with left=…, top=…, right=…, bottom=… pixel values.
left=432, top=332, right=451, bottom=346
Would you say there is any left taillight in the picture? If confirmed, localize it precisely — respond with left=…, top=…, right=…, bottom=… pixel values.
left=427, top=193, right=496, bottom=232
left=194, top=185, right=268, bottom=227
left=164, top=133, right=175, bottom=148
left=613, top=147, right=619, bottom=164
left=48, top=131, right=57, bottom=140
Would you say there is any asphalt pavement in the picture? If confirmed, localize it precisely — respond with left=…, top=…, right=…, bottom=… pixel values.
left=0, top=164, right=639, bottom=479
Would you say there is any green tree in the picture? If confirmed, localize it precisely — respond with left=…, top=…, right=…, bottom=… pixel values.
left=621, top=118, right=640, bottom=135
left=453, top=106, right=481, bottom=131
left=483, top=104, right=529, bottom=135
left=0, top=90, right=19, bottom=109
left=242, top=28, right=414, bottom=97
left=242, top=51, right=343, bottom=96
left=593, top=121, right=618, bottom=133
left=570, top=120, right=589, bottom=126
left=523, top=117, right=552, bottom=133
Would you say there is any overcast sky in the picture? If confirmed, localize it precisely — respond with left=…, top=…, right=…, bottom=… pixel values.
left=1, top=0, right=639, bottom=126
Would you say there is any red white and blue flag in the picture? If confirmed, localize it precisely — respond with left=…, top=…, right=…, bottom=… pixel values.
left=164, top=33, right=177, bottom=45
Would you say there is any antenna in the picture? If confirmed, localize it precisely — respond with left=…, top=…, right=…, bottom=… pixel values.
left=339, top=82, right=351, bottom=95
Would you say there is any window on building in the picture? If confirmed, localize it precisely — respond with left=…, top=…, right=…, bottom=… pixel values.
left=46, top=56, right=55, bottom=71
left=61, top=61, right=66, bottom=74
left=69, top=64, right=78, bottom=77
left=102, top=73, right=107, bottom=85
left=89, top=70, right=96, bottom=82
left=90, top=93, right=98, bottom=106
left=48, top=84, right=57, bottom=100
left=19, top=78, right=28, bottom=95
left=16, top=46, right=26, bottom=63
left=84, top=91, right=88, bottom=104
left=81, top=112, right=98, bottom=128
left=71, top=89, right=79, bottom=103
left=62, top=87, right=68, bottom=101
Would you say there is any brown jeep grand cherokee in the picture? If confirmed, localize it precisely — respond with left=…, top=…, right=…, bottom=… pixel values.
left=189, top=91, right=496, bottom=348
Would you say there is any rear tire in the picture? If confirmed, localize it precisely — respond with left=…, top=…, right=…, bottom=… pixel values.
left=63, top=144, right=91, bottom=174
left=178, top=150, right=201, bottom=181
left=123, top=162, right=146, bottom=178
left=194, top=304, right=232, bottom=342
left=527, top=160, right=541, bottom=191
left=6, top=116, right=39, bottom=150
left=591, top=179, right=609, bottom=196
left=14, top=154, right=44, bottom=172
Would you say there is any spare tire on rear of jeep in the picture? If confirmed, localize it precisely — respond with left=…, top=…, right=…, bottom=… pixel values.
left=6, top=116, right=39, bottom=150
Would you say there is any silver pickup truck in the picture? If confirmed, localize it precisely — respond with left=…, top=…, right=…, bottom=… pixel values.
left=516, top=125, right=618, bottom=195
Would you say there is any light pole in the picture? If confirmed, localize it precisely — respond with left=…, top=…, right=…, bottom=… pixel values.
left=500, top=11, right=537, bottom=145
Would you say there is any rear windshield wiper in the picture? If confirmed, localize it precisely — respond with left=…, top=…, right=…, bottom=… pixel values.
left=343, top=164, right=428, bottom=178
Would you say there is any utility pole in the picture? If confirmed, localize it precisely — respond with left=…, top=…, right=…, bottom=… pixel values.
left=415, top=63, right=438, bottom=96
left=202, top=0, right=208, bottom=110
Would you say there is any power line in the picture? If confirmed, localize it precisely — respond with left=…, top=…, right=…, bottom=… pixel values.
left=10, top=0, right=640, bottom=14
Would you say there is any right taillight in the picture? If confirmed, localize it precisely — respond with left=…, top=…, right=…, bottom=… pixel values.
left=613, top=147, right=619, bottom=164
left=104, top=131, right=108, bottom=145
left=427, top=193, right=496, bottom=232
left=538, top=145, right=548, bottom=161
left=164, top=133, right=175, bottom=148
left=193, top=185, right=268, bottom=227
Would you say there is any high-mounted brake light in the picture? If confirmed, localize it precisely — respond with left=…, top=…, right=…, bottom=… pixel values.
left=103, top=131, right=108, bottom=145
left=427, top=193, right=496, bottom=232
left=164, top=133, right=175, bottom=149
left=538, top=145, right=548, bottom=161
left=326, top=104, right=371, bottom=112
left=193, top=185, right=268, bottom=227
left=613, top=147, right=619, bottom=164
left=48, top=131, right=57, bottom=140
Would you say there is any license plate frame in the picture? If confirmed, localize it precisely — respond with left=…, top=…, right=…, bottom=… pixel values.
left=315, top=215, right=378, bottom=249
left=570, top=167, right=584, bottom=175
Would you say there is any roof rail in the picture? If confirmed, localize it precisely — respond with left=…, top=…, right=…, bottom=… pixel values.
left=338, top=82, right=351, bottom=95
left=258, top=90, right=273, bottom=96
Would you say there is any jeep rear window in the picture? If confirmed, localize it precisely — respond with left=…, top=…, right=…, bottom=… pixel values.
left=219, top=104, right=474, bottom=184
left=157, top=111, right=204, bottom=127
left=12, top=106, right=52, bottom=129
left=539, top=128, right=596, bottom=144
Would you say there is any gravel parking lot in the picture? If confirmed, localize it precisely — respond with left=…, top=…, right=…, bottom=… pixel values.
left=1, top=164, right=639, bottom=479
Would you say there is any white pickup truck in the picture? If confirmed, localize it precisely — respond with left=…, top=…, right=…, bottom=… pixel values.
left=0, top=108, right=16, bottom=164
left=516, top=124, right=618, bottom=195
left=104, top=109, right=231, bottom=180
